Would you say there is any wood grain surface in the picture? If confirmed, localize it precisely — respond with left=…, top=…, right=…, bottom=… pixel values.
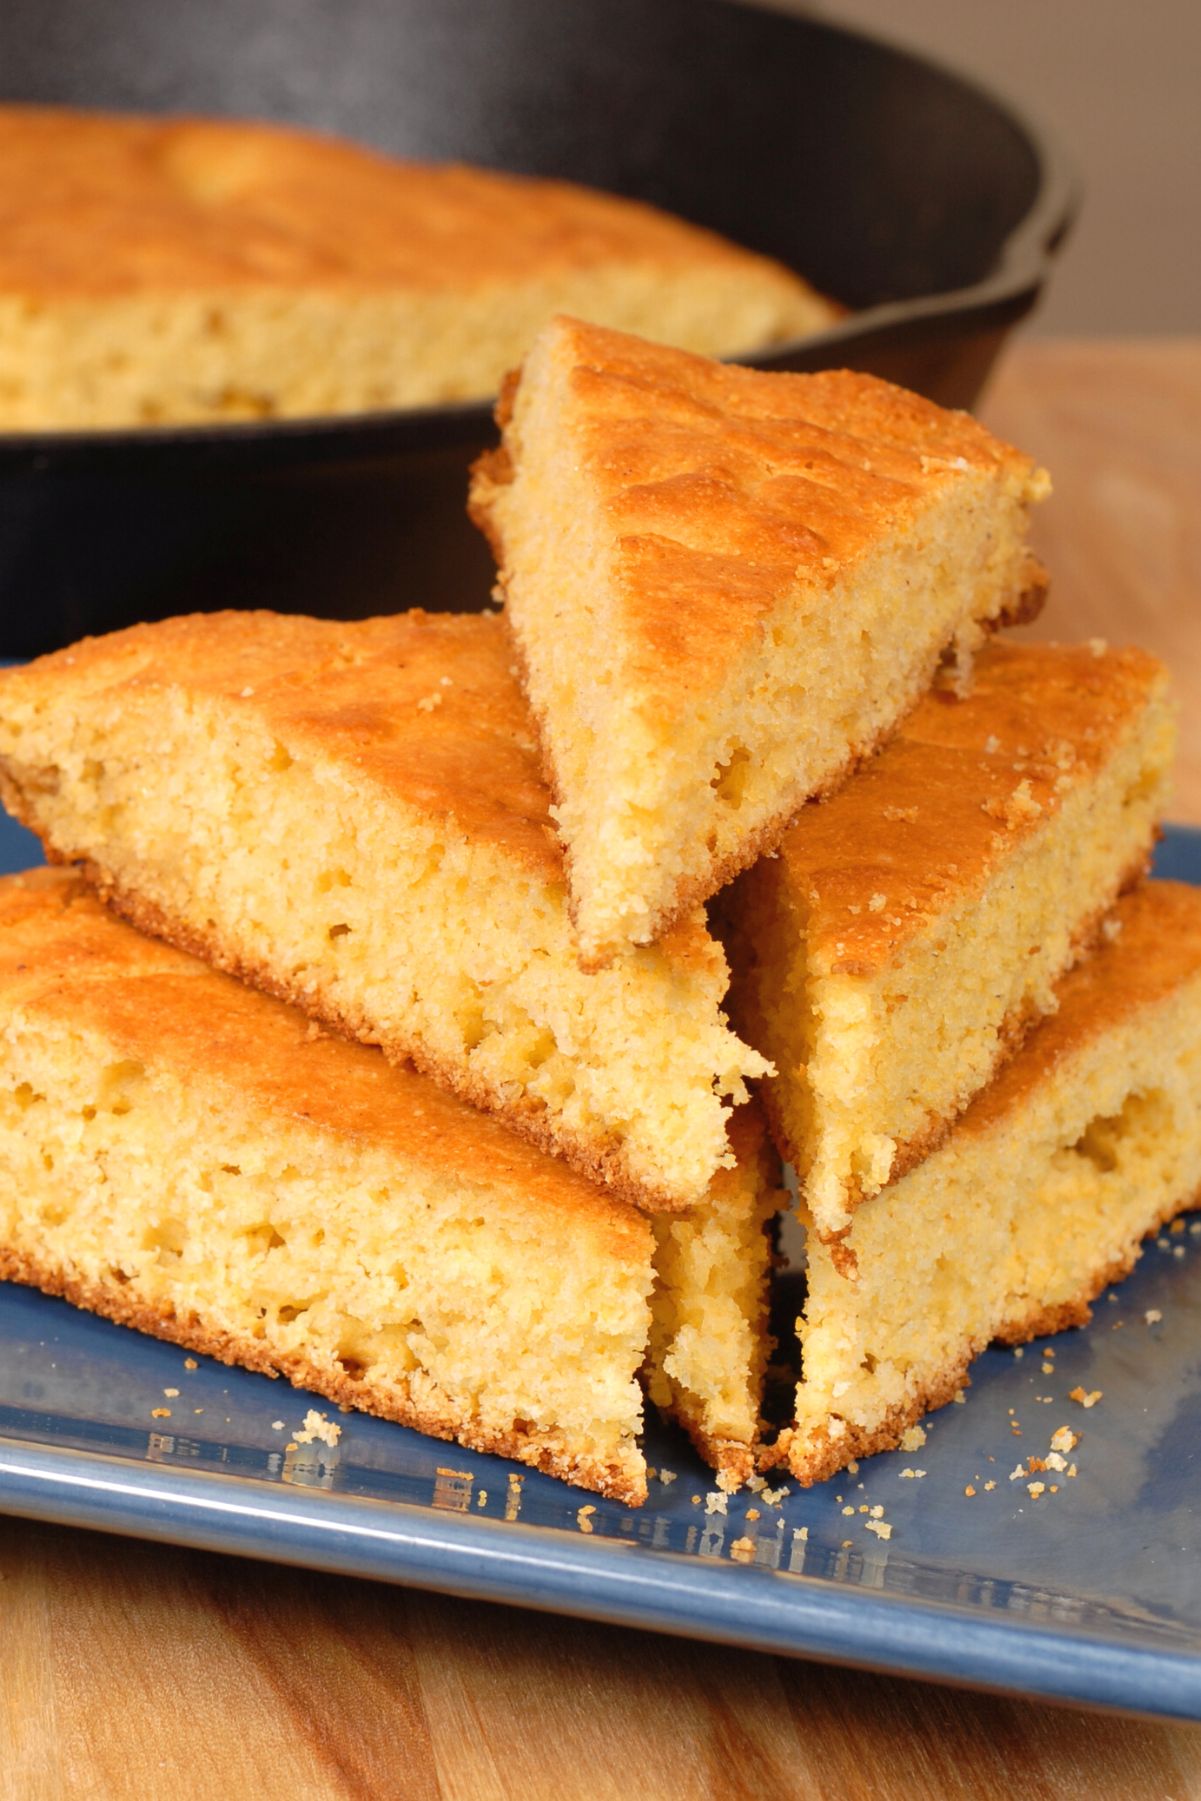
left=3, top=340, right=1200, bottom=1801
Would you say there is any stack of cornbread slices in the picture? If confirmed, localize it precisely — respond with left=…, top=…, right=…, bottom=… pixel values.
left=1, top=315, right=1198, bottom=1502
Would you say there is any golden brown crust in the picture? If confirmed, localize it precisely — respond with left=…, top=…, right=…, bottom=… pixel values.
left=475, top=315, right=1050, bottom=697
left=0, top=868, right=651, bottom=1261
left=0, top=106, right=830, bottom=312
left=753, top=640, right=1170, bottom=981
left=0, top=1240, right=646, bottom=1504
left=768, top=1361, right=974, bottom=1487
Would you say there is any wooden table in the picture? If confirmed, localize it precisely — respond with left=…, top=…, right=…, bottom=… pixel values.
left=3, top=340, right=1200, bottom=1801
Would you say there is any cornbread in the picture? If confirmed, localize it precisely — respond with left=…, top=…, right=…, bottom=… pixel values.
left=775, top=882, right=1201, bottom=1486
left=647, top=1104, right=783, bottom=1485
left=0, top=106, right=839, bottom=428
left=0, top=609, right=768, bottom=1212
left=0, top=869, right=654, bottom=1502
left=724, top=641, right=1176, bottom=1245
left=470, top=316, right=1050, bottom=966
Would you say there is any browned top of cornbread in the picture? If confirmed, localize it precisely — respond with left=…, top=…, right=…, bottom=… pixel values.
left=0, top=867, right=650, bottom=1258
left=0, top=106, right=824, bottom=303
left=961, top=880, right=1201, bottom=1138
left=756, top=641, right=1170, bottom=976
left=1, top=607, right=714, bottom=971
left=472, top=315, right=1048, bottom=688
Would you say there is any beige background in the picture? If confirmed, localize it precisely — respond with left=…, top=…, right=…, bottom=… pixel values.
left=784, top=0, right=1201, bottom=334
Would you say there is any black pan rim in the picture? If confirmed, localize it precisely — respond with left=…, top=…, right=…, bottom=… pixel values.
left=0, top=0, right=1079, bottom=467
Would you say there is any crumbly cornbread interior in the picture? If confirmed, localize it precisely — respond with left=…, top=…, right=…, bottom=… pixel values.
left=647, top=1105, right=782, bottom=1483
left=778, top=882, right=1201, bottom=1486
left=471, top=316, right=1049, bottom=966
left=0, top=108, right=838, bottom=427
left=0, top=611, right=768, bottom=1212
left=727, top=642, right=1176, bottom=1239
left=0, top=870, right=656, bottom=1500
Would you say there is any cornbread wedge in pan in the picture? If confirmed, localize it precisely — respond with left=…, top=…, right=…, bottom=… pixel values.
left=0, top=610, right=768, bottom=1214
left=0, top=106, right=838, bottom=428
left=0, top=869, right=655, bottom=1502
left=774, top=881, right=1201, bottom=1487
left=647, top=1103, right=783, bottom=1487
left=724, top=641, right=1175, bottom=1245
left=469, top=316, right=1049, bottom=967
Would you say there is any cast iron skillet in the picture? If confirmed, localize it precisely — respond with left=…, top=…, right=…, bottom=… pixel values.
left=0, top=0, right=1075, bottom=654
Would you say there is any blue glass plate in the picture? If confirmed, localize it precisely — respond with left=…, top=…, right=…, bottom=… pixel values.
left=3, top=816, right=1201, bottom=1719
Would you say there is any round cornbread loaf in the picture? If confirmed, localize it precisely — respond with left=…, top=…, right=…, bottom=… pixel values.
left=0, top=106, right=838, bottom=426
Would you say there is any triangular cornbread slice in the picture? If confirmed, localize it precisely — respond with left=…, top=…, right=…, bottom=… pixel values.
left=648, top=1104, right=783, bottom=1487
left=0, top=868, right=654, bottom=1501
left=0, top=610, right=767, bottom=1212
left=775, top=881, right=1201, bottom=1485
left=724, top=640, right=1175, bottom=1246
left=470, top=316, right=1050, bottom=966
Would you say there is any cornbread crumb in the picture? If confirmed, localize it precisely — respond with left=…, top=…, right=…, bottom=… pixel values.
left=964, top=1485, right=976, bottom=1497
left=730, top=1536, right=756, bottom=1562
left=163, top=1387, right=179, bottom=1398
left=271, top=1420, right=286, bottom=1431
left=1146, top=1309, right=1163, bottom=1324
left=183, top=1358, right=198, bottom=1370
left=577, top=1505, right=596, bottom=1534
left=704, top=1491, right=728, bottom=1516
left=865, top=1520, right=892, bottom=1541
left=1070, top=1388, right=1103, bottom=1409
left=984, top=1480, right=996, bottom=1492
left=870, top=1505, right=884, bottom=1519
left=745, top=1508, right=760, bottom=1521
left=899, top=1426, right=928, bottom=1452
left=899, top=1469, right=926, bottom=1480
left=295, top=1410, right=342, bottom=1448
left=659, top=1468, right=677, bottom=1486
left=150, top=1407, right=171, bottom=1419
left=794, top=1526, right=809, bottom=1543
left=1050, top=1427, right=1079, bottom=1454
left=1027, top=1481, right=1046, bottom=1498
left=477, top=1490, right=487, bottom=1507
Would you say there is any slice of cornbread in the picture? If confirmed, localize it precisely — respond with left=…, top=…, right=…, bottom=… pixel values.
left=0, top=106, right=838, bottom=427
left=0, top=869, right=654, bottom=1501
left=776, top=881, right=1201, bottom=1486
left=470, top=317, right=1050, bottom=967
left=647, top=1104, right=783, bottom=1486
left=0, top=610, right=768, bottom=1212
left=724, top=641, right=1176, bottom=1246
